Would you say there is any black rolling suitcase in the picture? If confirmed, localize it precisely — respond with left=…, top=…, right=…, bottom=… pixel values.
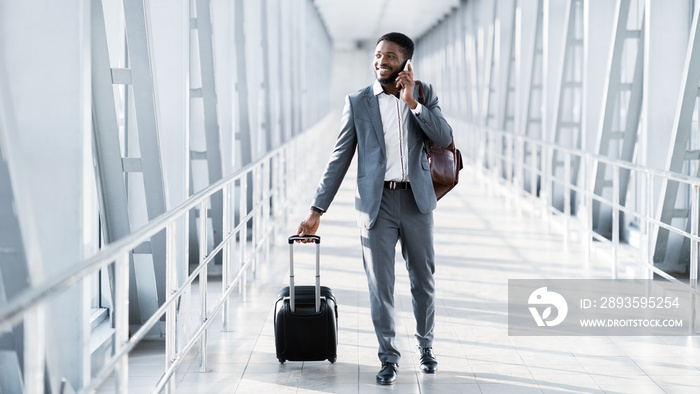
left=274, top=235, right=338, bottom=364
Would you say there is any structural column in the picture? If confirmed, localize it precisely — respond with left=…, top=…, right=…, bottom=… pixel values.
left=0, top=0, right=94, bottom=391
left=643, top=1, right=690, bottom=170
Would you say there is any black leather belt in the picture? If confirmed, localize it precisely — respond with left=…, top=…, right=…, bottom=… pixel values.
left=384, top=181, right=410, bottom=190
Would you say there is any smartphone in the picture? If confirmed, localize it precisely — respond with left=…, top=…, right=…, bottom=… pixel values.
left=398, top=59, right=412, bottom=90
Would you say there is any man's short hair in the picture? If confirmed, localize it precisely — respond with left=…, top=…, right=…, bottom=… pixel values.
left=377, top=32, right=414, bottom=60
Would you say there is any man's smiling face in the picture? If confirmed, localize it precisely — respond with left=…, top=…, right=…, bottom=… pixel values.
left=373, top=40, right=408, bottom=86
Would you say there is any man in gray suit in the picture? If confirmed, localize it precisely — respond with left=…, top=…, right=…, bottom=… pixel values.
left=296, top=32, right=452, bottom=385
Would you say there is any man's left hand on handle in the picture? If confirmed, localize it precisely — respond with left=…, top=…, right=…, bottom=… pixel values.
left=296, top=210, right=321, bottom=243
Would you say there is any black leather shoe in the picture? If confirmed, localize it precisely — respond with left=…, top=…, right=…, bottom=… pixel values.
left=376, top=362, right=398, bottom=385
left=419, top=346, right=438, bottom=373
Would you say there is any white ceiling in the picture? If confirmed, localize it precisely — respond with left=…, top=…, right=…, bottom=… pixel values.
left=314, top=0, right=460, bottom=49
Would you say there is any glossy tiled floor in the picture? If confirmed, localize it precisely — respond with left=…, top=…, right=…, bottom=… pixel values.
left=106, top=166, right=700, bottom=394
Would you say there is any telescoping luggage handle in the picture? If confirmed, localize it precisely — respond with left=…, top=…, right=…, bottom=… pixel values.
left=287, top=235, right=321, bottom=313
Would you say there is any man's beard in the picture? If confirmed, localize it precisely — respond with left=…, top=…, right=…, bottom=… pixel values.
left=377, top=69, right=400, bottom=86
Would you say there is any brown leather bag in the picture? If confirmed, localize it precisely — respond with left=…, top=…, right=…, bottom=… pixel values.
left=416, top=81, right=463, bottom=200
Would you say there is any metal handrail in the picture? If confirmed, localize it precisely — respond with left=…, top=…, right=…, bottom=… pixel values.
left=456, top=120, right=699, bottom=331
left=479, top=126, right=700, bottom=244
left=0, top=146, right=275, bottom=329
left=478, top=125, right=700, bottom=188
left=0, top=119, right=327, bottom=393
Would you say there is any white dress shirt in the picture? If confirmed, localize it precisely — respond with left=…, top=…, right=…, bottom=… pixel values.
left=373, top=80, right=423, bottom=182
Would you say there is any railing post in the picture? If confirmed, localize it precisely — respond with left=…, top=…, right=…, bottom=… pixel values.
left=164, top=224, right=177, bottom=393
left=516, top=137, right=524, bottom=217
left=24, top=303, right=46, bottom=394
left=277, top=154, right=283, bottom=224
left=264, top=158, right=271, bottom=262
left=115, top=253, right=129, bottom=394
left=509, top=135, right=515, bottom=209
left=481, top=126, right=486, bottom=181
left=478, top=126, right=485, bottom=176
left=500, top=133, right=506, bottom=201
left=544, top=145, right=552, bottom=226
left=640, top=170, right=648, bottom=277
left=489, top=131, right=495, bottom=194
left=579, top=154, right=585, bottom=235
left=239, top=174, right=248, bottom=300
left=270, top=156, right=277, bottom=235
left=585, top=155, right=594, bottom=264
left=612, top=165, right=619, bottom=279
left=473, top=124, right=478, bottom=168
left=506, top=134, right=513, bottom=209
left=530, top=142, right=537, bottom=217
left=494, top=132, right=500, bottom=191
left=646, top=173, right=654, bottom=279
left=222, top=183, right=231, bottom=332
left=253, top=164, right=260, bottom=278
left=198, top=200, right=209, bottom=372
left=495, top=132, right=500, bottom=190
left=282, top=148, right=291, bottom=225
left=541, top=144, right=547, bottom=218
left=690, top=184, right=698, bottom=333
left=489, top=131, right=494, bottom=192
left=510, top=135, right=515, bottom=185
left=564, top=151, right=571, bottom=250
left=278, top=151, right=285, bottom=226
left=539, top=143, right=546, bottom=218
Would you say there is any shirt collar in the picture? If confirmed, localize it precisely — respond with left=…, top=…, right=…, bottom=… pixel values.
left=372, top=79, right=385, bottom=96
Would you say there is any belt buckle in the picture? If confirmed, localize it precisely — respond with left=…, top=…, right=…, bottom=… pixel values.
left=390, top=181, right=397, bottom=190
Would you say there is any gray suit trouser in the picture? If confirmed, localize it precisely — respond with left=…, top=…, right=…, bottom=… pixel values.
left=360, top=187, right=436, bottom=364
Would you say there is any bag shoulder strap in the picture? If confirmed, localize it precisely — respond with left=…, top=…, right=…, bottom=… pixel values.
left=415, top=80, right=425, bottom=105
left=415, top=81, right=431, bottom=157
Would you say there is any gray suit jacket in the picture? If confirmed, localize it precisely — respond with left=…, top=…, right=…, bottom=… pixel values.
left=313, top=82, right=453, bottom=229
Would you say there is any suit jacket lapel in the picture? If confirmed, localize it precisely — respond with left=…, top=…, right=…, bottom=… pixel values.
left=363, top=87, right=386, bottom=156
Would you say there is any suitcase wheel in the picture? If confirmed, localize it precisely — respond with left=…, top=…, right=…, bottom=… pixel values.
left=278, top=358, right=285, bottom=364
left=329, top=357, right=336, bottom=364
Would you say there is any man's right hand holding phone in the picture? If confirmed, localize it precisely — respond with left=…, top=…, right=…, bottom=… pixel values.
left=396, top=59, right=418, bottom=110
